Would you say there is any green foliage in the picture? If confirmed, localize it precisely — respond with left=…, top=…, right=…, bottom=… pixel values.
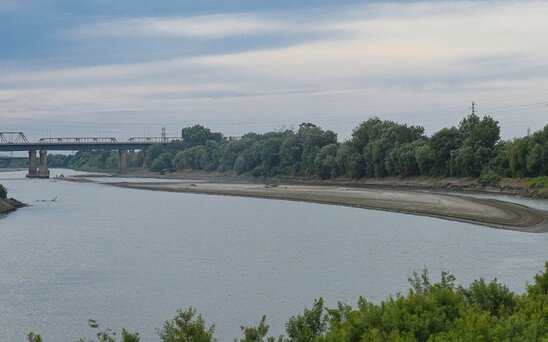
left=507, top=125, right=548, bottom=178
left=286, top=298, right=327, bottom=341
left=27, top=332, right=42, bottom=342
left=525, top=176, right=548, bottom=188
left=0, top=184, right=6, bottom=199
left=238, top=315, right=282, bottom=342
left=478, top=168, right=501, bottom=187
left=181, top=125, right=223, bottom=149
left=43, top=119, right=547, bottom=181
left=26, top=264, right=548, bottom=341
left=157, top=307, right=215, bottom=342
left=74, top=319, right=140, bottom=342
left=461, top=278, right=517, bottom=315
left=449, top=113, right=501, bottom=177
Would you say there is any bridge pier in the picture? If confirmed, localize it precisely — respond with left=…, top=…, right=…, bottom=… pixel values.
left=118, top=149, right=128, bottom=173
left=26, top=150, right=49, bottom=178
left=142, top=149, right=148, bottom=168
left=39, top=150, right=50, bottom=178
left=26, top=150, right=37, bottom=178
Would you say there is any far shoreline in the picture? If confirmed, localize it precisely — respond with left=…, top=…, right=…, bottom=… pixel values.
left=109, top=168, right=548, bottom=199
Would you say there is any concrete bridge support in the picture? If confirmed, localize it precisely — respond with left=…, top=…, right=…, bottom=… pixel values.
left=38, top=150, right=50, bottom=178
left=26, top=150, right=37, bottom=178
left=118, top=149, right=128, bottom=173
left=142, top=149, right=148, bottom=168
left=26, top=150, right=49, bottom=178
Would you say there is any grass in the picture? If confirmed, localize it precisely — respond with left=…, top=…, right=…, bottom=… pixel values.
left=525, top=176, right=548, bottom=189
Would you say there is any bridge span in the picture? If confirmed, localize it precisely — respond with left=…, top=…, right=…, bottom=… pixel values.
left=0, top=132, right=181, bottom=178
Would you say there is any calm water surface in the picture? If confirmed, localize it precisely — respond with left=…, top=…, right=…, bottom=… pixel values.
left=1, top=169, right=547, bottom=341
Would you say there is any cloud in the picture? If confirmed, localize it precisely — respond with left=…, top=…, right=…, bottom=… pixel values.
left=2, top=1, right=548, bottom=139
left=70, top=13, right=311, bottom=39
left=193, top=2, right=548, bottom=85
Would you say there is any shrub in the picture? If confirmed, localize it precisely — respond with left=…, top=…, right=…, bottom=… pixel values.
left=0, top=184, right=6, bottom=199
left=478, top=168, right=501, bottom=187
left=525, top=176, right=548, bottom=189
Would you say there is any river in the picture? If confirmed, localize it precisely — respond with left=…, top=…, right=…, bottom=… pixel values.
left=1, top=169, right=547, bottom=341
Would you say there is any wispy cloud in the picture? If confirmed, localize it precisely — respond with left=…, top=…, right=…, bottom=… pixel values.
left=70, top=13, right=313, bottom=39
left=2, top=1, right=548, bottom=139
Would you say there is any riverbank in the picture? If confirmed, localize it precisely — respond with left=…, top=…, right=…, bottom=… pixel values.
left=102, top=168, right=548, bottom=198
left=59, top=169, right=548, bottom=233
left=0, top=198, right=27, bottom=216
left=106, top=180, right=548, bottom=233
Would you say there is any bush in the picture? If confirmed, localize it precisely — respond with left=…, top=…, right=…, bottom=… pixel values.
left=0, top=184, right=6, bottom=199
left=26, top=263, right=548, bottom=341
left=525, top=176, right=548, bottom=188
left=150, top=159, right=167, bottom=172
left=478, top=168, right=501, bottom=187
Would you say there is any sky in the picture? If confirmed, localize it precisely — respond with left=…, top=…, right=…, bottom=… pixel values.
left=0, top=0, right=547, bottom=142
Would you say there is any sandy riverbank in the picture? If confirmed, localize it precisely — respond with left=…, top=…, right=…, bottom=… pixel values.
left=90, top=177, right=548, bottom=233
left=92, top=168, right=548, bottom=198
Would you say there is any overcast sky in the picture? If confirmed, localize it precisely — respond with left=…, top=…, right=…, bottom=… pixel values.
left=1, top=0, right=547, bottom=141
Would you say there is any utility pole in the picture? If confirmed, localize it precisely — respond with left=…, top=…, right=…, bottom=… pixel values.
left=470, top=101, right=476, bottom=115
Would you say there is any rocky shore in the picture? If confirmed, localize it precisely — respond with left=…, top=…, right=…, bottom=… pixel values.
left=0, top=198, right=27, bottom=216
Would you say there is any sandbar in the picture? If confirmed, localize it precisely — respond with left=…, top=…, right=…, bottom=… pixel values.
left=103, top=179, right=548, bottom=233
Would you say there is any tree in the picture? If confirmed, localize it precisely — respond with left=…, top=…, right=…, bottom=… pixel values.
left=286, top=298, right=327, bottom=341
left=238, top=316, right=282, bottom=342
left=429, top=127, right=461, bottom=176
left=157, top=307, right=215, bottom=342
left=450, top=113, right=501, bottom=177
left=297, top=123, right=337, bottom=176
left=181, top=125, right=223, bottom=149
left=314, top=144, right=339, bottom=179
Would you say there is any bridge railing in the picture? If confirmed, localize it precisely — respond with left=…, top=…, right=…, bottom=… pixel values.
left=37, top=137, right=119, bottom=144
left=127, top=137, right=181, bottom=143
left=0, top=132, right=29, bottom=144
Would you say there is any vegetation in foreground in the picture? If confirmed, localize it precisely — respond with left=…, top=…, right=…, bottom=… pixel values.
left=28, top=263, right=548, bottom=341
left=46, top=112, right=548, bottom=186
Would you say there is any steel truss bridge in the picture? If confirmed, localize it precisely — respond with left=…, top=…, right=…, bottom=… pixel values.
left=0, top=132, right=181, bottom=177
left=0, top=132, right=181, bottom=152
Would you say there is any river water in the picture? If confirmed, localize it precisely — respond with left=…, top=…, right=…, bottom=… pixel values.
left=1, top=169, right=547, bottom=341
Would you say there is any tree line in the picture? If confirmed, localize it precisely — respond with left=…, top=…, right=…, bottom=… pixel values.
left=48, top=113, right=548, bottom=183
left=28, top=263, right=548, bottom=341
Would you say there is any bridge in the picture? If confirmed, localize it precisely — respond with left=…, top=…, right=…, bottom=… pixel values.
left=0, top=132, right=181, bottom=178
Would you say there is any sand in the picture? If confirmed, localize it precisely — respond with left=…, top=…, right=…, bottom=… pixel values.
left=99, top=179, right=548, bottom=233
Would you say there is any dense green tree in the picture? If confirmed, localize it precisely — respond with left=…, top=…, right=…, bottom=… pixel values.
left=38, top=118, right=547, bottom=181
left=450, top=113, right=501, bottom=177
left=279, top=132, right=301, bottom=176
left=157, top=307, right=215, bottom=342
left=286, top=298, right=327, bottom=342
left=314, top=144, right=338, bottom=179
left=429, top=127, right=460, bottom=176
left=238, top=316, right=282, bottom=342
left=181, top=125, right=223, bottom=149
left=26, top=263, right=548, bottom=341
left=296, top=123, right=337, bottom=176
